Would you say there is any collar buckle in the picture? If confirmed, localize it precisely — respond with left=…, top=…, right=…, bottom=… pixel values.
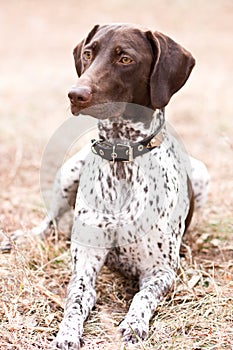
left=117, top=143, right=134, bottom=162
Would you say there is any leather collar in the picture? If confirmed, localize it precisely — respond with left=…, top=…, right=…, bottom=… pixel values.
left=91, top=110, right=165, bottom=162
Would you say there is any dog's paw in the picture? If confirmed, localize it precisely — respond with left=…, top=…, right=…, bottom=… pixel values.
left=118, top=317, right=149, bottom=343
left=51, top=327, right=84, bottom=350
left=51, top=336, right=84, bottom=350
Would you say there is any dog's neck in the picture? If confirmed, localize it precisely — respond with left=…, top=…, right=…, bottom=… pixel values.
left=98, top=109, right=165, bottom=143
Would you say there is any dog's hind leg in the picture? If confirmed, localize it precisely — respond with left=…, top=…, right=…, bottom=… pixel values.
left=0, top=145, right=89, bottom=252
left=189, top=156, right=210, bottom=209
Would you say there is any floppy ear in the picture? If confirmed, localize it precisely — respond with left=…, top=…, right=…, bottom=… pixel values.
left=146, top=31, right=195, bottom=109
left=73, top=24, right=100, bottom=77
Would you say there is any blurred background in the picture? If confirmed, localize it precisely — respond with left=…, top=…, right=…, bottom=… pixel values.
left=1, top=0, right=232, bottom=142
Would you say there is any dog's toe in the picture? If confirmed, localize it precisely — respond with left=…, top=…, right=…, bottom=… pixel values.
left=51, top=330, right=84, bottom=350
left=51, top=339, right=82, bottom=350
left=119, top=317, right=149, bottom=343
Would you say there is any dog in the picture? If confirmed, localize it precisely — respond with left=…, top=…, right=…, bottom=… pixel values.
left=2, top=24, right=210, bottom=349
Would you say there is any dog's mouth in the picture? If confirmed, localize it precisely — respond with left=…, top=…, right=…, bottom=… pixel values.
left=70, top=101, right=127, bottom=120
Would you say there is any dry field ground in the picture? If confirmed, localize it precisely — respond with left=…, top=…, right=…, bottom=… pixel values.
left=0, top=0, right=233, bottom=349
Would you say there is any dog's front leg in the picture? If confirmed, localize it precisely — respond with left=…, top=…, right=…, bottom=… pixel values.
left=119, top=268, right=175, bottom=343
left=52, top=243, right=107, bottom=350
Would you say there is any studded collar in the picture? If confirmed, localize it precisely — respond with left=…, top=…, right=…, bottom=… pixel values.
left=91, top=109, right=165, bottom=162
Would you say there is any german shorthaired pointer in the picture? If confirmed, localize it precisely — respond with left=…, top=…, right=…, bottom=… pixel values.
left=3, top=24, right=210, bottom=349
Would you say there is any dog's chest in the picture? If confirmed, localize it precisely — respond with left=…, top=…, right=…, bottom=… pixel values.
left=72, top=134, right=189, bottom=255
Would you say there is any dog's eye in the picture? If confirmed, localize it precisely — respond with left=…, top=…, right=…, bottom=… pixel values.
left=119, top=56, right=133, bottom=65
left=83, top=51, right=92, bottom=60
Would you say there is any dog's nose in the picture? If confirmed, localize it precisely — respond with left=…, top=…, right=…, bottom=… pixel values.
left=68, top=87, right=92, bottom=104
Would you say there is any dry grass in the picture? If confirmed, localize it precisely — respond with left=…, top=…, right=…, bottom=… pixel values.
left=1, top=218, right=232, bottom=349
left=1, top=0, right=233, bottom=349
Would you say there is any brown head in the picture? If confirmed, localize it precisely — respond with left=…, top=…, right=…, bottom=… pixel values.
left=68, top=24, right=195, bottom=119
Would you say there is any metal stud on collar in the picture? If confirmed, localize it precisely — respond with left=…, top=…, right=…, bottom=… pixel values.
left=91, top=138, right=103, bottom=154
left=146, top=136, right=161, bottom=149
left=138, top=144, right=144, bottom=152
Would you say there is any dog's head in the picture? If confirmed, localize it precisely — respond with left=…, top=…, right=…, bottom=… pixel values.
left=69, top=24, right=195, bottom=119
